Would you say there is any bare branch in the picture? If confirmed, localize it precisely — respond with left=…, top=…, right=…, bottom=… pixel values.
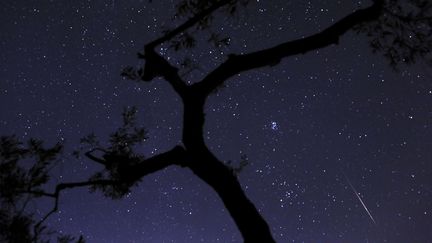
left=130, top=145, right=188, bottom=180
left=32, top=179, right=116, bottom=241
left=195, top=1, right=384, bottom=95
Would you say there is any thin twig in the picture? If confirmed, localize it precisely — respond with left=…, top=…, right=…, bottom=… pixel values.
left=31, top=179, right=116, bottom=241
left=146, top=0, right=234, bottom=49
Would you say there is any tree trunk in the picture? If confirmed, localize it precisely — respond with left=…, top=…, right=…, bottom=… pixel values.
left=182, top=95, right=276, bottom=242
left=189, top=157, right=276, bottom=243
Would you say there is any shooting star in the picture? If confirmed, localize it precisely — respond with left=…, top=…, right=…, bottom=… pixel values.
left=342, top=170, right=377, bottom=226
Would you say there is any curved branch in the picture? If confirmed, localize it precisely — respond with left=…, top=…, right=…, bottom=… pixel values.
left=195, top=1, right=384, bottom=95
left=26, top=146, right=188, bottom=241
left=31, top=179, right=116, bottom=241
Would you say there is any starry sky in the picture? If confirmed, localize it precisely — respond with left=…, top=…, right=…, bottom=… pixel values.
left=1, top=0, right=431, bottom=242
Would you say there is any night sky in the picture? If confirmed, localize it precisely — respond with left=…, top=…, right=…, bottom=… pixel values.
left=1, top=0, right=432, bottom=242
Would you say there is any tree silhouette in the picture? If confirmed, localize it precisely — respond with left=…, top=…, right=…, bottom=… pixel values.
left=0, top=136, right=84, bottom=242
left=1, top=0, right=431, bottom=242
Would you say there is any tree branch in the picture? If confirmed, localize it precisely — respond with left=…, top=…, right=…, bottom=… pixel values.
left=26, top=146, right=187, bottom=240
left=85, top=148, right=109, bottom=166
left=195, top=1, right=384, bottom=95
left=128, top=145, right=188, bottom=181
left=140, top=48, right=189, bottom=98
left=30, top=179, right=116, bottom=241
left=84, top=145, right=188, bottom=182
left=146, top=0, right=234, bottom=49
left=140, top=0, right=236, bottom=96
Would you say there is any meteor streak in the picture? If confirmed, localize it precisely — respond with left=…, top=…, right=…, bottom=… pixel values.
left=342, top=171, right=377, bottom=225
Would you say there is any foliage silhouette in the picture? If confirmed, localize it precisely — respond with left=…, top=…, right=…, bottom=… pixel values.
left=0, top=136, right=84, bottom=242
left=1, top=0, right=431, bottom=242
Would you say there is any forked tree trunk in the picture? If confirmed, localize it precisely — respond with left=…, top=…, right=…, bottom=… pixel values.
left=135, top=2, right=386, bottom=241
